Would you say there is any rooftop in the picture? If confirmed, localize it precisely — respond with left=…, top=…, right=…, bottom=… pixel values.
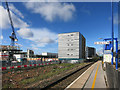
left=0, top=45, right=22, bottom=51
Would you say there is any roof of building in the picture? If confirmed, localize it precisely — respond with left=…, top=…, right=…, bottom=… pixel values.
left=0, top=45, right=22, bottom=51
left=86, top=46, right=95, bottom=49
left=58, top=32, right=86, bottom=38
left=58, top=32, right=81, bottom=35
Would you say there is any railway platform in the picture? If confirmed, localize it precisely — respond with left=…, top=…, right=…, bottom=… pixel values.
left=66, top=61, right=106, bottom=89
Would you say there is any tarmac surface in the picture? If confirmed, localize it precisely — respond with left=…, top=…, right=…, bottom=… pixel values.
left=66, top=61, right=106, bottom=89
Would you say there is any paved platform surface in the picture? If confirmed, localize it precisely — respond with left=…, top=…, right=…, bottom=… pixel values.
left=66, top=61, right=106, bottom=89
left=84, top=61, right=106, bottom=89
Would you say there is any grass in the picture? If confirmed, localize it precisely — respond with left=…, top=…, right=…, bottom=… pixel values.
left=2, top=84, right=13, bottom=88
left=2, top=62, right=87, bottom=88
left=19, top=63, right=86, bottom=87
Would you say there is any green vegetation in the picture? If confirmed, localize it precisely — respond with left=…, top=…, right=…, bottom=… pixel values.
left=20, top=63, right=84, bottom=86
left=3, top=63, right=86, bottom=88
left=92, top=56, right=100, bottom=61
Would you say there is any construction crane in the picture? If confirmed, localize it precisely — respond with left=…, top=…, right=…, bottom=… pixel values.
left=5, top=0, right=18, bottom=46
left=5, top=1, right=18, bottom=63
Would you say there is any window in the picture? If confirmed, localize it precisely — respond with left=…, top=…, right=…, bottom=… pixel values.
left=71, top=34, right=73, bottom=36
left=71, top=49, right=73, bottom=50
left=67, top=54, right=69, bottom=55
left=71, top=44, right=73, bottom=46
left=68, top=49, right=69, bottom=51
left=71, top=54, right=73, bottom=56
left=68, top=44, right=69, bottom=46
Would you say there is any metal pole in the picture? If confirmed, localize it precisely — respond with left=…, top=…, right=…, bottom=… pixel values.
left=103, top=39, right=105, bottom=62
left=116, top=38, right=118, bottom=70
left=103, top=39, right=105, bottom=68
left=111, top=0, right=114, bottom=65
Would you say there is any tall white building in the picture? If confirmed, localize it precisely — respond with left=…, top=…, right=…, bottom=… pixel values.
left=58, top=32, right=86, bottom=60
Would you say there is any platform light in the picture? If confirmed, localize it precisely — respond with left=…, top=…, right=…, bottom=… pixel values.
left=98, top=38, right=103, bottom=39
left=15, top=38, right=18, bottom=41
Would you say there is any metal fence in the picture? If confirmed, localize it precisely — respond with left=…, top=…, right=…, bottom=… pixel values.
left=106, top=63, right=120, bottom=89
left=2, top=59, right=59, bottom=67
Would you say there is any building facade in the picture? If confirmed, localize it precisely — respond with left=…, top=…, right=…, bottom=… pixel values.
left=0, top=45, right=22, bottom=61
left=82, top=35, right=86, bottom=59
left=14, top=52, right=27, bottom=62
left=27, top=49, right=34, bottom=58
left=86, top=47, right=96, bottom=59
left=42, top=52, right=58, bottom=58
left=0, top=45, right=28, bottom=62
left=58, top=32, right=86, bottom=60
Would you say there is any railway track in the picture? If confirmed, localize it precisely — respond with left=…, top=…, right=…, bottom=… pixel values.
left=42, top=62, right=94, bottom=89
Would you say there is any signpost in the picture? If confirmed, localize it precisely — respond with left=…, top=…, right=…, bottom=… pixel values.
left=95, top=38, right=118, bottom=70
left=94, top=41, right=110, bottom=45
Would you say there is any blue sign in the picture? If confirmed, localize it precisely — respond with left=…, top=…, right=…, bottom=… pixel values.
left=105, top=43, right=112, bottom=50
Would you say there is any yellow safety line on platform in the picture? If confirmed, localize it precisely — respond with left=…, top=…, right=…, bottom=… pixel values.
left=91, top=62, right=100, bottom=90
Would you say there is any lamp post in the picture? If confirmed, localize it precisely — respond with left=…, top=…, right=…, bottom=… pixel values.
left=115, top=38, right=118, bottom=70
left=111, top=0, right=114, bottom=65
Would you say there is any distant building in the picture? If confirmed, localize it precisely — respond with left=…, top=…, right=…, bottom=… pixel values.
left=42, top=52, right=58, bottom=58
left=86, top=47, right=96, bottom=59
left=0, top=51, right=9, bottom=61
left=0, top=45, right=22, bottom=61
left=27, top=49, right=34, bottom=58
left=14, top=52, right=27, bottom=62
left=82, top=35, right=86, bottom=59
left=0, top=45, right=28, bottom=62
left=58, top=32, right=86, bottom=60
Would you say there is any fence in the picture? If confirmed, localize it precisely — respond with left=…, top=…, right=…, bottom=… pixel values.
left=106, top=63, right=120, bottom=89
left=2, top=58, right=59, bottom=67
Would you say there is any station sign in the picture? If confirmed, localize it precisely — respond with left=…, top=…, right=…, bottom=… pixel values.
left=94, top=41, right=110, bottom=45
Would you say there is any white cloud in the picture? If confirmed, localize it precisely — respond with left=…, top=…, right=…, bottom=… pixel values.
left=17, top=28, right=33, bottom=38
left=0, top=5, right=29, bottom=29
left=0, top=35, right=3, bottom=40
left=0, top=6, right=10, bottom=29
left=0, top=35, right=3, bottom=44
left=17, top=28, right=58, bottom=47
left=24, top=2, right=75, bottom=22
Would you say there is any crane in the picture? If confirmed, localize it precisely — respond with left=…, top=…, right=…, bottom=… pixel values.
left=5, top=1, right=18, bottom=46
left=5, top=1, right=18, bottom=63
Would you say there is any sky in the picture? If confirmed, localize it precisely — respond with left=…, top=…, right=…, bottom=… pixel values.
left=0, top=1, right=119, bottom=55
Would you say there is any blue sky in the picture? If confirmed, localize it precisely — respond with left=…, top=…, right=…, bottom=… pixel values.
left=1, top=2, right=119, bottom=55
